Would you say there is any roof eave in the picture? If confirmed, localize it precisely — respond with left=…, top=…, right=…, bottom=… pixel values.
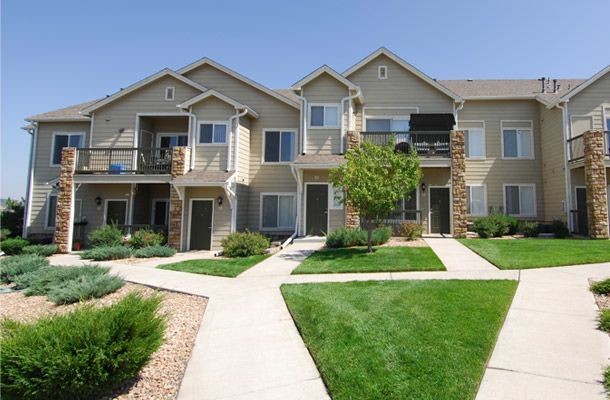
left=292, top=65, right=358, bottom=91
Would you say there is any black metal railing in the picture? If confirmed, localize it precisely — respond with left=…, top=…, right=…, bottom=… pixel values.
left=567, top=135, right=584, bottom=162
left=360, top=131, right=451, bottom=157
left=75, top=148, right=173, bottom=174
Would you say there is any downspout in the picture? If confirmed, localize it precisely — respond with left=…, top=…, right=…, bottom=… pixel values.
left=282, top=166, right=302, bottom=248
left=557, top=101, right=573, bottom=231
left=184, top=109, right=196, bottom=170
left=228, top=108, right=248, bottom=172
left=340, top=88, right=362, bottom=154
left=453, top=101, right=465, bottom=127
left=295, top=91, right=307, bottom=154
left=22, top=123, right=38, bottom=238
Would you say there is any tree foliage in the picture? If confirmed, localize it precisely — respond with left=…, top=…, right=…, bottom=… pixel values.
left=1, top=198, right=25, bottom=238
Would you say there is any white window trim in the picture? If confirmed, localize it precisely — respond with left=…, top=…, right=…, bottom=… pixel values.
left=308, top=103, right=341, bottom=129
left=197, top=121, right=229, bottom=146
left=186, top=198, right=214, bottom=251
left=151, top=198, right=169, bottom=225
left=156, top=132, right=189, bottom=148
left=103, top=199, right=129, bottom=225
left=458, top=120, right=486, bottom=160
left=364, top=115, right=411, bottom=131
left=466, top=184, right=488, bottom=217
left=603, top=106, right=610, bottom=130
left=261, top=128, right=298, bottom=165
left=328, top=184, right=343, bottom=210
left=50, top=132, right=85, bottom=167
left=503, top=183, right=537, bottom=217
left=165, top=86, right=175, bottom=101
left=378, top=65, right=388, bottom=80
left=259, top=192, right=296, bottom=231
left=44, top=193, right=58, bottom=230
left=500, top=120, right=534, bottom=160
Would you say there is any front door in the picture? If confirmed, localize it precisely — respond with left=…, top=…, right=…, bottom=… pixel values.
left=576, top=188, right=588, bottom=235
left=306, top=184, right=328, bottom=236
left=430, top=187, right=450, bottom=234
left=190, top=200, right=213, bottom=250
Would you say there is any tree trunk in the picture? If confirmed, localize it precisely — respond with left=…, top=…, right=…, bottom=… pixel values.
left=367, top=220, right=373, bottom=253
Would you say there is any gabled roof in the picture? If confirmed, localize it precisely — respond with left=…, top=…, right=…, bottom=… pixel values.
left=177, top=89, right=259, bottom=118
left=80, top=69, right=208, bottom=114
left=172, top=170, right=235, bottom=186
left=555, top=65, right=610, bottom=105
left=343, top=47, right=462, bottom=102
left=26, top=99, right=101, bottom=122
left=177, top=57, right=300, bottom=109
left=292, top=65, right=358, bottom=90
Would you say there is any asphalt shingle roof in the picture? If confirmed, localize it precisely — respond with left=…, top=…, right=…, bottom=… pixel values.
left=26, top=99, right=101, bottom=122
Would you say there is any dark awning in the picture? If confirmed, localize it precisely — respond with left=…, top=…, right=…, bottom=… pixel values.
left=409, top=113, right=455, bottom=131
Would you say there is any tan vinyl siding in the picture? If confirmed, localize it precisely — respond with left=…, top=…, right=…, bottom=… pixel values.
left=192, top=97, right=235, bottom=171
left=568, top=72, right=610, bottom=133
left=459, top=100, right=543, bottom=219
left=182, top=187, right=231, bottom=250
left=237, top=120, right=250, bottom=184
left=235, top=183, right=249, bottom=231
left=539, top=105, right=567, bottom=221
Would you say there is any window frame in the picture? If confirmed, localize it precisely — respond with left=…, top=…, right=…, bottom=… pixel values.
left=164, top=86, right=175, bottom=101
left=45, top=193, right=58, bottom=230
left=308, top=103, right=341, bottom=129
left=458, top=121, right=486, bottom=159
left=501, top=121, right=534, bottom=160
left=151, top=198, right=169, bottom=225
left=378, top=65, right=388, bottom=80
left=364, top=116, right=411, bottom=132
left=156, top=133, right=189, bottom=148
left=261, top=128, right=297, bottom=164
left=387, top=189, right=419, bottom=222
left=328, top=184, right=343, bottom=210
left=466, top=184, right=487, bottom=217
left=197, top=121, right=229, bottom=146
left=103, top=199, right=129, bottom=225
left=503, top=183, right=537, bottom=217
left=50, top=132, right=85, bottom=167
left=259, top=192, right=296, bottom=231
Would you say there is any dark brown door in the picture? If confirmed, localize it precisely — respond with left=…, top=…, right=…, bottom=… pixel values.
left=190, top=200, right=213, bottom=250
left=430, top=187, right=450, bottom=234
left=306, top=184, right=328, bottom=236
left=576, top=188, right=588, bottom=235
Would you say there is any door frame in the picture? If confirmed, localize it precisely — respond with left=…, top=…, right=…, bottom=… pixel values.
left=573, top=185, right=587, bottom=234
left=150, top=198, right=169, bottom=225
left=187, top=198, right=214, bottom=251
left=304, top=182, right=330, bottom=235
left=427, top=185, right=453, bottom=234
left=103, top=199, right=129, bottom=225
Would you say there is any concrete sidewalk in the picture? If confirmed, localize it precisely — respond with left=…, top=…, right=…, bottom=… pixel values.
left=424, top=236, right=497, bottom=271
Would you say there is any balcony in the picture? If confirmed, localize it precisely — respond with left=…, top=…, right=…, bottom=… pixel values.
left=360, top=131, right=451, bottom=157
left=567, top=132, right=610, bottom=163
left=75, top=148, right=173, bottom=175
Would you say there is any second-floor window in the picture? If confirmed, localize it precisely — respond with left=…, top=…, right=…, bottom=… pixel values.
left=264, top=130, right=296, bottom=163
left=52, top=133, right=84, bottom=166
left=502, top=121, right=533, bottom=159
left=366, top=118, right=409, bottom=132
left=310, top=104, right=339, bottom=128
left=159, top=134, right=188, bottom=148
left=464, top=127, right=485, bottom=158
left=199, top=122, right=227, bottom=145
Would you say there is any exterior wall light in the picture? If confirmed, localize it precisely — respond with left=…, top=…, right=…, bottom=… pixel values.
left=217, top=196, right=223, bottom=208
left=421, top=182, right=426, bottom=192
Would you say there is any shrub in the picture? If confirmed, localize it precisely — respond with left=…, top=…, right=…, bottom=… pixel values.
left=133, top=245, right=176, bottom=258
left=0, top=255, right=49, bottom=284
left=22, top=244, right=58, bottom=257
left=520, top=221, right=540, bottom=238
left=605, top=366, right=610, bottom=392
left=551, top=219, right=569, bottom=239
left=1, top=237, right=30, bottom=255
left=129, top=228, right=165, bottom=249
left=371, top=226, right=392, bottom=245
left=88, top=224, right=123, bottom=247
left=19, top=265, right=110, bottom=297
left=591, top=279, right=610, bottom=295
left=600, top=309, right=610, bottom=332
left=81, top=245, right=132, bottom=261
left=326, top=227, right=392, bottom=248
left=472, top=217, right=498, bottom=239
left=397, top=222, right=423, bottom=240
left=47, top=273, right=125, bottom=305
left=498, top=214, right=519, bottom=235
left=0, top=293, right=165, bottom=399
left=0, top=228, right=11, bottom=241
left=222, top=231, right=270, bottom=257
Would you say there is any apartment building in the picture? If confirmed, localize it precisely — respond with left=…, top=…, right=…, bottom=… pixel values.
left=22, top=48, right=610, bottom=252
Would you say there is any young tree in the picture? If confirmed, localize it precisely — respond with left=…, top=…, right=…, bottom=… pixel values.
left=330, top=139, right=421, bottom=253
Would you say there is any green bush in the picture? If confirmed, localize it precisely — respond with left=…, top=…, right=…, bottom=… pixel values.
left=0, top=254, right=49, bottom=284
left=0, top=293, right=165, bottom=400
left=551, top=219, right=569, bottom=238
left=326, top=227, right=392, bottom=248
left=129, top=228, right=165, bottom=249
left=1, top=237, right=30, bottom=255
left=133, top=245, right=176, bottom=258
left=605, top=366, right=610, bottom=392
left=519, top=221, right=540, bottom=238
left=81, top=245, right=132, bottom=261
left=600, top=309, right=610, bottom=332
left=88, top=224, right=123, bottom=247
left=0, top=228, right=11, bottom=241
left=472, top=214, right=518, bottom=238
left=371, top=226, right=392, bottom=245
left=19, top=265, right=110, bottom=297
left=22, top=244, right=58, bottom=257
left=222, top=231, right=270, bottom=257
left=591, top=279, right=610, bottom=295
left=396, top=222, right=423, bottom=240
left=497, top=214, right=519, bottom=235
left=472, top=217, right=498, bottom=239
left=47, top=273, right=125, bottom=305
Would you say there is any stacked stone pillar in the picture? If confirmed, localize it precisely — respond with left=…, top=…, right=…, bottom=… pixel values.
left=54, top=148, right=77, bottom=253
left=344, top=131, right=361, bottom=228
left=451, top=130, right=468, bottom=238
left=583, top=130, right=609, bottom=239
left=167, top=147, right=191, bottom=249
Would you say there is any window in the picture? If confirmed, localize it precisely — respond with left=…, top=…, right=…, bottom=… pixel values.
left=504, top=184, right=536, bottom=217
left=329, top=185, right=343, bottom=209
left=261, top=194, right=295, bottom=229
left=51, top=133, right=84, bottom=165
left=159, top=134, right=188, bottom=148
left=165, top=87, right=175, bottom=101
left=502, top=121, right=533, bottom=158
left=199, top=122, right=227, bottom=144
left=45, top=194, right=58, bottom=229
left=378, top=65, right=388, bottom=79
left=467, top=185, right=486, bottom=216
left=104, top=200, right=128, bottom=225
left=389, top=189, right=418, bottom=221
left=310, top=104, right=339, bottom=128
left=264, top=130, right=296, bottom=162
left=151, top=199, right=169, bottom=225
left=464, top=128, right=485, bottom=158
left=366, top=118, right=410, bottom=132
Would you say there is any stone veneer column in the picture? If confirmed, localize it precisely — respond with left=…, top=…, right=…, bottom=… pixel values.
left=451, top=130, right=468, bottom=238
left=168, top=146, right=191, bottom=249
left=344, top=131, right=361, bottom=228
left=54, top=147, right=77, bottom=253
left=583, top=130, right=609, bottom=239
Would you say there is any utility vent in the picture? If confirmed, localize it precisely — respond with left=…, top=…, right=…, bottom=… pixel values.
left=538, top=77, right=561, bottom=94
left=165, top=86, right=175, bottom=101
left=378, top=65, right=387, bottom=80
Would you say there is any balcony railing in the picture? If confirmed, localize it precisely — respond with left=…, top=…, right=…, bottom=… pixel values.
left=75, top=148, right=172, bottom=174
left=360, top=131, right=451, bottom=157
left=567, top=135, right=584, bottom=162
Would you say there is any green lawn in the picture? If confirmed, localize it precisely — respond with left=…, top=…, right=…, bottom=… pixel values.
left=282, top=280, right=517, bottom=400
left=157, top=254, right=269, bottom=277
left=292, top=246, right=445, bottom=274
left=459, top=238, right=610, bottom=269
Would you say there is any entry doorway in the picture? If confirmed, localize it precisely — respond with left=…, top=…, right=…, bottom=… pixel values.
left=575, top=187, right=588, bottom=235
left=189, top=199, right=213, bottom=250
left=429, top=187, right=451, bottom=234
left=306, top=184, right=328, bottom=236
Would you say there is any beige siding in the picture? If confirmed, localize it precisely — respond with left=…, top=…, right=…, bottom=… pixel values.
left=182, top=187, right=231, bottom=250
left=568, top=72, right=610, bottom=134
left=459, top=100, right=544, bottom=220
left=237, top=120, right=251, bottom=184
left=539, top=105, right=568, bottom=221
left=192, top=97, right=235, bottom=171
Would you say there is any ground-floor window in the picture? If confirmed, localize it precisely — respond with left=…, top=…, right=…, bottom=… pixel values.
left=467, top=185, right=487, bottom=216
left=504, top=184, right=536, bottom=217
left=261, top=194, right=295, bottom=229
left=388, top=189, right=418, bottom=221
left=104, top=199, right=128, bottom=225
left=45, top=194, right=58, bottom=229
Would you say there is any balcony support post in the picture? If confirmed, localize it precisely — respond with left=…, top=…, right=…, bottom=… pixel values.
left=344, top=131, right=361, bottom=228
left=451, top=130, right=467, bottom=238
left=168, top=146, right=191, bottom=250
left=583, top=130, right=609, bottom=238
left=54, top=147, right=77, bottom=253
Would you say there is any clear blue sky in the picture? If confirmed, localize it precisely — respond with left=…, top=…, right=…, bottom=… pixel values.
left=2, top=0, right=608, bottom=199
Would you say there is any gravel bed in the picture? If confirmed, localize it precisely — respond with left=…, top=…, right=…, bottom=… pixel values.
left=0, top=283, right=207, bottom=399
left=382, top=237, right=428, bottom=247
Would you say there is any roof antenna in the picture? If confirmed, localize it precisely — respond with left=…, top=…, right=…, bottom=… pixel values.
left=538, top=77, right=546, bottom=93
left=553, top=79, right=558, bottom=93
